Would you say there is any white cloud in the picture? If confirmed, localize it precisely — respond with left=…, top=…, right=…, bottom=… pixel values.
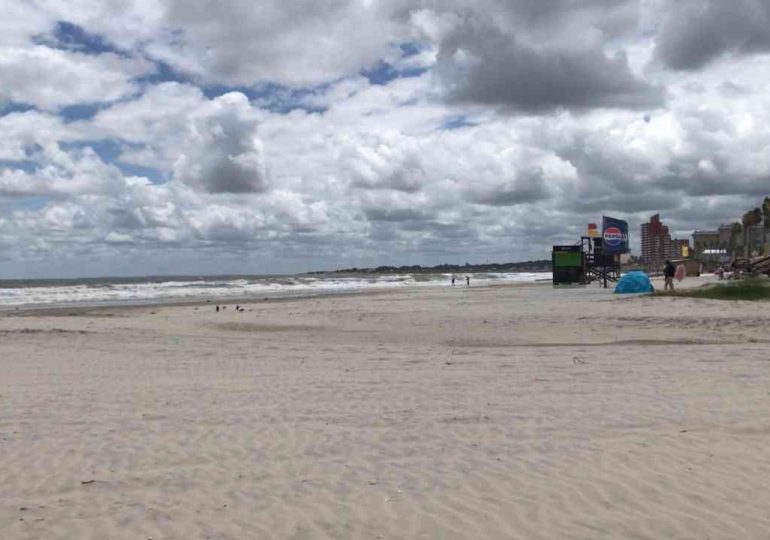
left=36, top=0, right=406, bottom=87
left=86, top=84, right=271, bottom=194
left=0, top=46, right=152, bottom=110
left=150, top=0, right=407, bottom=86
left=0, top=110, right=72, bottom=160
left=2, top=1, right=770, bottom=276
left=340, top=132, right=426, bottom=193
left=0, top=145, right=129, bottom=197
left=0, top=2, right=52, bottom=47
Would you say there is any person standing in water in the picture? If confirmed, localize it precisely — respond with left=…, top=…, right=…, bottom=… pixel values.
left=451, top=275, right=455, bottom=286
left=466, top=275, right=470, bottom=287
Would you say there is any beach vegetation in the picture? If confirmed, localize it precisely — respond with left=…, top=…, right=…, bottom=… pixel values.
left=656, top=279, right=770, bottom=301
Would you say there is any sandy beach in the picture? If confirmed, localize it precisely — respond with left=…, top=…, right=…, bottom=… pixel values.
left=1, top=276, right=769, bottom=539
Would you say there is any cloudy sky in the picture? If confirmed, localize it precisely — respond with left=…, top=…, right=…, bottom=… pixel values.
left=2, top=1, right=769, bottom=277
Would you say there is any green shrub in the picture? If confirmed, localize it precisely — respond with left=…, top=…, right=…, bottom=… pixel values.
left=656, top=279, right=770, bottom=301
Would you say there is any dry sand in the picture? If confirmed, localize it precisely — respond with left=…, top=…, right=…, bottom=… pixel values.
left=1, top=276, right=770, bottom=539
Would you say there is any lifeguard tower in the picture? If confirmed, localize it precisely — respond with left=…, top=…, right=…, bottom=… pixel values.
left=552, top=217, right=628, bottom=288
left=581, top=235, right=620, bottom=288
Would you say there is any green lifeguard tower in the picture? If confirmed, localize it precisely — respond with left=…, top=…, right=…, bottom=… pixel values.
left=552, top=245, right=585, bottom=285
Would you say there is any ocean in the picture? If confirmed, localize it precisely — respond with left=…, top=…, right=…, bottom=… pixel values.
left=0, top=272, right=551, bottom=309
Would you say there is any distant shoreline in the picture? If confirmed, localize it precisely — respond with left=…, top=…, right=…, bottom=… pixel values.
left=314, top=260, right=552, bottom=275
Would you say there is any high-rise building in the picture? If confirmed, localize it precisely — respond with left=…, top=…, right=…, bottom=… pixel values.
left=641, top=214, right=671, bottom=271
left=693, top=229, right=730, bottom=265
left=694, top=224, right=742, bottom=259
left=718, top=224, right=732, bottom=248
left=692, top=229, right=720, bottom=255
left=670, top=238, right=690, bottom=259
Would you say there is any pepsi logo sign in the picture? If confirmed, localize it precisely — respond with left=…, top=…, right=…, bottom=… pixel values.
left=603, top=227, right=625, bottom=246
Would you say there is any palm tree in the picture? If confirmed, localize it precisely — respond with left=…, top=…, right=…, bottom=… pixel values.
left=742, top=211, right=754, bottom=257
left=730, top=222, right=742, bottom=258
left=742, top=208, right=763, bottom=257
left=762, top=196, right=770, bottom=253
left=753, top=207, right=763, bottom=255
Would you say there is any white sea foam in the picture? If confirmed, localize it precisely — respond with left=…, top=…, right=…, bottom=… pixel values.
left=0, top=272, right=551, bottom=308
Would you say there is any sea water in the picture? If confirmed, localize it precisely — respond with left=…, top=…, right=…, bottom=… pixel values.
left=0, top=272, right=551, bottom=309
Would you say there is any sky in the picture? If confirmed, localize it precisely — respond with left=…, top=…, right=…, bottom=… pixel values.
left=1, top=0, right=770, bottom=278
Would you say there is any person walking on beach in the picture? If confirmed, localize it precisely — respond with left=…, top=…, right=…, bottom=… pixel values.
left=663, top=260, right=675, bottom=290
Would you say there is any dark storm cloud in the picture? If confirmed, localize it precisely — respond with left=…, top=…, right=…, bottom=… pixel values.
left=664, top=196, right=758, bottom=231
left=464, top=168, right=551, bottom=206
left=396, top=0, right=639, bottom=35
left=196, top=156, right=268, bottom=194
left=434, top=23, right=664, bottom=112
left=655, top=0, right=770, bottom=70
left=399, top=220, right=475, bottom=238
left=572, top=191, right=684, bottom=214
left=364, top=207, right=429, bottom=222
left=555, top=143, right=649, bottom=195
left=655, top=173, right=770, bottom=198
left=108, top=207, right=145, bottom=229
left=173, top=93, right=270, bottom=194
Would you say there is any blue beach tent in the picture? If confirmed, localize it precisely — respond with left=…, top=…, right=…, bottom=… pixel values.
left=614, top=271, right=654, bottom=294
